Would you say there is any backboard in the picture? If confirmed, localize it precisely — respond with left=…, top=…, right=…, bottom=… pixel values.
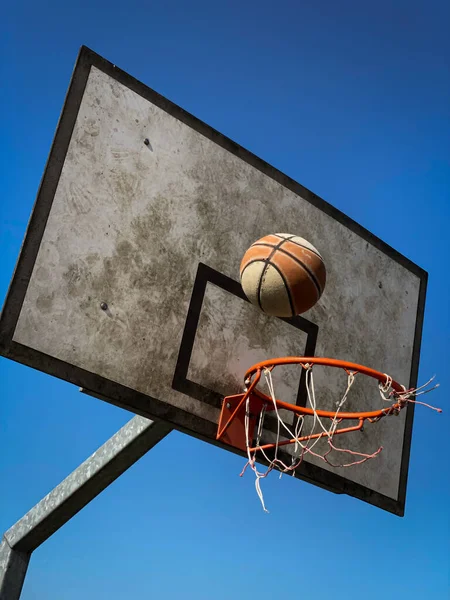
left=0, top=47, right=427, bottom=515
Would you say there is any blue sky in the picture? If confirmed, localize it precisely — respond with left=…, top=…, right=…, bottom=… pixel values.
left=1, top=1, right=449, bottom=598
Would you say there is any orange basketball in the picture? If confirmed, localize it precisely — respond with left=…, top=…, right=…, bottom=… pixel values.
left=240, top=233, right=326, bottom=317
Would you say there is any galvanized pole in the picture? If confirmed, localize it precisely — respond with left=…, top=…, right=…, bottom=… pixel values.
left=0, top=416, right=171, bottom=599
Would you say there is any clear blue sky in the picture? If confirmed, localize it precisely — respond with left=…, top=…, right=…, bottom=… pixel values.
left=1, top=1, right=449, bottom=598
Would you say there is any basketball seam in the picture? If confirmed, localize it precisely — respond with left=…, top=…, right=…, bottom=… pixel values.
left=278, top=247, right=323, bottom=297
left=252, top=240, right=323, bottom=263
left=242, top=258, right=295, bottom=317
left=241, top=236, right=292, bottom=275
left=256, top=244, right=280, bottom=311
left=273, top=234, right=323, bottom=259
left=250, top=242, right=323, bottom=297
left=278, top=235, right=310, bottom=317
left=266, top=262, right=296, bottom=317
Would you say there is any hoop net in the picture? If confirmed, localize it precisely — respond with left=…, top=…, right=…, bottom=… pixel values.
left=233, top=359, right=441, bottom=513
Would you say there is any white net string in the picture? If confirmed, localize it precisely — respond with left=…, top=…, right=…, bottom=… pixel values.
left=242, top=365, right=382, bottom=512
left=239, top=363, right=440, bottom=512
left=378, top=375, right=440, bottom=412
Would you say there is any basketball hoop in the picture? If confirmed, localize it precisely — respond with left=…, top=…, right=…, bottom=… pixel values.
left=216, top=357, right=440, bottom=512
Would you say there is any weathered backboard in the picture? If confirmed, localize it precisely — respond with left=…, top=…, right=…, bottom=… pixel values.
left=0, top=47, right=427, bottom=515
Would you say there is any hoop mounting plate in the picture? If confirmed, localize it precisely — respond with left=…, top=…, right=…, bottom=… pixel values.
left=217, top=393, right=275, bottom=452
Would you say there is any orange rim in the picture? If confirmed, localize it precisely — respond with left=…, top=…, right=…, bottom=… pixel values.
left=216, top=357, right=408, bottom=451
left=244, top=357, right=405, bottom=421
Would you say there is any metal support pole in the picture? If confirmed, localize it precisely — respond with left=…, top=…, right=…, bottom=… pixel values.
left=0, top=540, right=30, bottom=600
left=0, top=416, right=171, bottom=600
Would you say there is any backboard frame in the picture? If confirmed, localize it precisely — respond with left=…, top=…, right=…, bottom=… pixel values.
left=0, top=46, right=427, bottom=516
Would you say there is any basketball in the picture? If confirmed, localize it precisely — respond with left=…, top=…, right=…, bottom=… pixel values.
left=240, top=233, right=326, bottom=317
